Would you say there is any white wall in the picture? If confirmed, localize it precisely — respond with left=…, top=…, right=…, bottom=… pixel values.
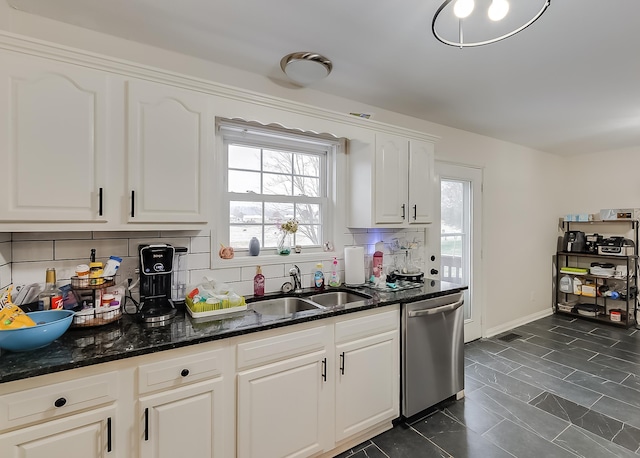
left=0, top=3, right=567, bottom=333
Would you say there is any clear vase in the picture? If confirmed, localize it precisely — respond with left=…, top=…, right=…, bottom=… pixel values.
left=277, top=232, right=292, bottom=255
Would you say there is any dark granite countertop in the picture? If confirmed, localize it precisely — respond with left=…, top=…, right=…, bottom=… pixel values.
left=0, top=280, right=466, bottom=384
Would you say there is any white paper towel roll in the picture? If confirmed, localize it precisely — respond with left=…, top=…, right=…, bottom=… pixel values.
left=344, top=246, right=365, bottom=286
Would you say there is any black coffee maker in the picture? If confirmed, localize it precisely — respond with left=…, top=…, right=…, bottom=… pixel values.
left=138, top=244, right=177, bottom=326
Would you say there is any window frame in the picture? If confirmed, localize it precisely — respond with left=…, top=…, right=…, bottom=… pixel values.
left=213, top=119, right=340, bottom=267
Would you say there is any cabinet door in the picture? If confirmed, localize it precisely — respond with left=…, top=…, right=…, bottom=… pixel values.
left=408, top=140, right=435, bottom=224
left=237, top=351, right=332, bottom=458
left=334, top=330, right=399, bottom=442
left=0, top=52, right=108, bottom=222
left=139, top=378, right=225, bottom=458
left=127, top=79, right=210, bottom=223
left=374, top=133, right=408, bottom=224
left=0, top=406, right=115, bottom=458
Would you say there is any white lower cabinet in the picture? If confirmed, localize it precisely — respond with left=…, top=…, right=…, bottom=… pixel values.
left=236, top=306, right=400, bottom=458
left=334, top=308, right=400, bottom=443
left=0, top=406, right=116, bottom=457
left=0, top=306, right=399, bottom=458
left=139, top=379, right=224, bottom=458
left=236, top=324, right=333, bottom=458
left=237, top=351, right=332, bottom=458
left=334, top=330, right=399, bottom=441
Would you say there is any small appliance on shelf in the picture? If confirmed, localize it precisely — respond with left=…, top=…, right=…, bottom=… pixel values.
left=597, top=237, right=635, bottom=256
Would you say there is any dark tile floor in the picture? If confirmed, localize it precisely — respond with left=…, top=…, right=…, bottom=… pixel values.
left=335, top=314, right=640, bottom=458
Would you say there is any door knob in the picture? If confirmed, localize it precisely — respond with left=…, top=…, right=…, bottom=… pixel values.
left=430, top=269, right=439, bottom=275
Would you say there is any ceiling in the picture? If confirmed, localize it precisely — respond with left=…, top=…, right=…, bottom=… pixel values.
left=7, top=0, right=640, bottom=156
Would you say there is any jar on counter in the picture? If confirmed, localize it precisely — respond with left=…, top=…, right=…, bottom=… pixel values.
left=89, top=262, right=104, bottom=285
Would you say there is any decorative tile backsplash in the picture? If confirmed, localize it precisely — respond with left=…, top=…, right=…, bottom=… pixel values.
left=2, top=228, right=427, bottom=298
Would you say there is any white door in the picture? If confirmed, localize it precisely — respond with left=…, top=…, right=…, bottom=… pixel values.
left=237, top=351, right=332, bottom=458
left=0, top=52, right=108, bottom=222
left=408, top=140, right=435, bottom=224
left=0, top=407, right=115, bottom=458
left=334, top=330, right=399, bottom=442
left=437, top=162, right=483, bottom=342
left=139, top=379, right=224, bottom=458
left=127, top=79, right=211, bottom=223
left=374, top=133, right=407, bottom=224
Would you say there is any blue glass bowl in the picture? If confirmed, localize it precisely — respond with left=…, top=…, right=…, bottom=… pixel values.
left=0, top=310, right=74, bottom=352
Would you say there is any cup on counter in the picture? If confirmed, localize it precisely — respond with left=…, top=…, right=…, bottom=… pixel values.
left=76, top=264, right=90, bottom=279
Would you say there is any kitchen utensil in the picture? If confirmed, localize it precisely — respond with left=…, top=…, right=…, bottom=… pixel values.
left=0, top=310, right=74, bottom=351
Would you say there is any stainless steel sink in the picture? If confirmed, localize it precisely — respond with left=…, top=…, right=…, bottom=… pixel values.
left=306, top=291, right=372, bottom=307
left=249, top=297, right=325, bottom=317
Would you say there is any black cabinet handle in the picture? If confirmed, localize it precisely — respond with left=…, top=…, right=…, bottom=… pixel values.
left=321, top=358, right=327, bottom=382
left=98, top=188, right=103, bottom=216
left=181, top=369, right=190, bottom=377
left=130, top=190, right=135, bottom=218
left=107, top=417, right=112, bottom=452
left=431, top=269, right=439, bottom=275
left=401, top=204, right=406, bottom=220
left=413, top=204, right=417, bottom=220
left=340, top=352, right=345, bottom=375
left=144, top=408, right=149, bottom=441
left=54, top=397, right=66, bottom=408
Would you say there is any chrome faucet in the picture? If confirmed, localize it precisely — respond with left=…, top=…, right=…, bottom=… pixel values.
left=289, top=265, right=302, bottom=293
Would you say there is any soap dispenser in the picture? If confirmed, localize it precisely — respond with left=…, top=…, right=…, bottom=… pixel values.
left=314, top=263, right=325, bottom=291
left=329, top=257, right=340, bottom=287
left=253, top=266, right=265, bottom=297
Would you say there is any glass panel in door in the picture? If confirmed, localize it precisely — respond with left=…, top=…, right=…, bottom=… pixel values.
left=438, top=163, right=482, bottom=342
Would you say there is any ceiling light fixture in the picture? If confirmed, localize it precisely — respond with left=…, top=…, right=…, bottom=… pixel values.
left=280, top=52, right=333, bottom=86
left=432, top=0, right=551, bottom=48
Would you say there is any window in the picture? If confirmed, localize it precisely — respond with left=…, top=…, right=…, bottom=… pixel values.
left=218, top=119, right=341, bottom=258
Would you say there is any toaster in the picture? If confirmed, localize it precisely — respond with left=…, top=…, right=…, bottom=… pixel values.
left=597, top=237, right=635, bottom=256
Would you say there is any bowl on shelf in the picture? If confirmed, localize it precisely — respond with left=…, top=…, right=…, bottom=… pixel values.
left=0, top=310, right=74, bottom=352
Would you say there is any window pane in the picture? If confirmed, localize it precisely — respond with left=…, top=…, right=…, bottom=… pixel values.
left=295, top=177, right=320, bottom=197
left=230, top=201, right=262, bottom=223
left=263, top=150, right=292, bottom=174
left=441, top=235, right=463, bottom=257
left=229, top=145, right=260, bottom=170
left=228, top=170, right=260, bottom=193
left=295, top=204, right=320, bottom=224
left=295, top=225, right=321, bottom=246
left=230, top=225, right=262, bottom=247
left=263, top=173, right=292, bottom=196
left=294, top=153, right=320, bottom=177
left=265, top=202, right=294, bottom=224
left=441, top=180, right=464, bottom=232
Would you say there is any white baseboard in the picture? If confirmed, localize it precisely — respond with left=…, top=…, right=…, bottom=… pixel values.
left=484, top=308, right=554, bottom=338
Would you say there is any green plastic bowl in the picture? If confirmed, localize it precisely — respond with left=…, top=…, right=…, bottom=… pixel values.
left=0, top=310, right=74, bottom=352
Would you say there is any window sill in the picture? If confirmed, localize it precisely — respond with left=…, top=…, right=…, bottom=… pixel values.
left=211, top=250, right=340, bottom=269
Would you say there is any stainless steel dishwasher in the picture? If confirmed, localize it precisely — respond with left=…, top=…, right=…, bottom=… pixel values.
left=401, top=292, right=465, bottom=418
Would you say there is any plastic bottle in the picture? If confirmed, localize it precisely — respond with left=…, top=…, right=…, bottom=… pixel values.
left=253, top=266, right=265, bottom=296
left=314, top=263, right=325, bottom=290
left=329, top=257, right=340, bottom=287
left=103, top=256, right=122, bottom=277
left=559, top=275, right=572, bottom=293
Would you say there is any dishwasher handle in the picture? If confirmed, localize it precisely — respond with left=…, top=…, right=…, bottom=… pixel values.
left=408, top=298, right=464, bottom=318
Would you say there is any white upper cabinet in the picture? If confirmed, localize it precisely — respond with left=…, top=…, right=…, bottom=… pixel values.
left=0, top=52, right=108, bottom=222
left=408, top=139, right=435, bottom=224
left=126, top=80, right=211, bottom=223
left=349, top=132, right=435, bottom=227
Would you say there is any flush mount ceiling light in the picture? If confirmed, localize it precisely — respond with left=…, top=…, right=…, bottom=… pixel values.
left=432, top=0, right=551, bottom=48
left=280, top=52, right=333, bottom=86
